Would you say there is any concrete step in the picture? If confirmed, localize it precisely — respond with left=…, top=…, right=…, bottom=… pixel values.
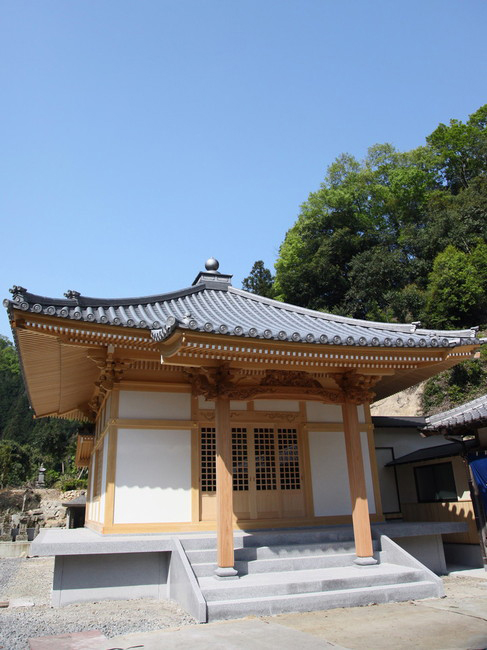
left=185, top=539, right=367, bottom=564
left=199, top=564, right=424, bottom=601
left=206, top=579, right=440, bottom=621
left=180, top=526, right=356, bottom=551
left=192, top=551, right=374, bottom=577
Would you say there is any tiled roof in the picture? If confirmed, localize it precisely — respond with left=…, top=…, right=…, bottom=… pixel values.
left=423, top=394, right=487, bottom=432
left=3, top=269, right=480, bottom=349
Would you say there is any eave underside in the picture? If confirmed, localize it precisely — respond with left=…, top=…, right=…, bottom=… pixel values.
left=12, top=319, right=478, bottom=420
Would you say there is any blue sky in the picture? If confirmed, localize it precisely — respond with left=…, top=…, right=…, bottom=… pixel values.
left=1, top=0, right=486, bottom=338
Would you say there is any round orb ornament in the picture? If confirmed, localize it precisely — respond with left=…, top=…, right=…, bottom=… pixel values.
left=205, top=257, right=219, bottom=272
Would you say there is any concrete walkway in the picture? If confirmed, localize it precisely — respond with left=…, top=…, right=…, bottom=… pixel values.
left=107, top=619, right=343, bottom=650
left=100, top=572, right=487, bottom=650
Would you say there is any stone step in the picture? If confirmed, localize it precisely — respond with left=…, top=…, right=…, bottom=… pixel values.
left=192, top=551, right=371, bottom=577
left=206, top=579, right=440, bottom=621
left=185, top=539, right=370, bottom=564
left=180, top=526, right=356, bottom=551
left=200, top=564, right=424, bottom=601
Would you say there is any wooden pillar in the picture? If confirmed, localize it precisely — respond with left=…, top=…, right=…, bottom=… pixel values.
left=342, top=401, right=376, bottom=564
left=215, top=394, right=237, bottom=577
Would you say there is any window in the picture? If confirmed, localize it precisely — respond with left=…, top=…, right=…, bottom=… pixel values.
left=414, top=462, right=457, bottom=503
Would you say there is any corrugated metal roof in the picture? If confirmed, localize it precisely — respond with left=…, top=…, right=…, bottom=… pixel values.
left=423, top=394, right=487, bottom=432
left=3, top=269, right=480, bottom=349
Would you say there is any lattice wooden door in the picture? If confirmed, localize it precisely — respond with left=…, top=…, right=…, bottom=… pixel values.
left=199, top=425, right=305, bottom=521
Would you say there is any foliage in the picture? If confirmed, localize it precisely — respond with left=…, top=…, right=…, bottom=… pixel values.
left=242, top=260, right=275, bottom=298
left=423, top=242, right=487, bottom=328
left=55, top=475, right=88, bottom=491
left=422, top=346, right=487, bottom=414
left=0, top=440, right=33, bottom=488
left=0, top=336, right=20, bottom=374
left=254, top=104, right=487, bottom=327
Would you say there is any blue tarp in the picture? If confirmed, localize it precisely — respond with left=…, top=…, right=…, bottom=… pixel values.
left=469, top=456, right=487, bottom=512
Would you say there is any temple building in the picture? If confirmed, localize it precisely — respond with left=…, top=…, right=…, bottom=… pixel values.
left=3, top=258, right=479, bottom=619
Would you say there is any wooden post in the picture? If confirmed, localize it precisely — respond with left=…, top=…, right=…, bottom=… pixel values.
left=215, top=394, right=237, bottom=577
left=342, top=401, right=376, bottom=564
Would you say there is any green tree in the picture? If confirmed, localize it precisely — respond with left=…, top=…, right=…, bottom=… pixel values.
left=426, top=105, right=487, bottom=193
left=423, top=242, right=487, bottom=328
left=273, top=104, right=487, bottom=325
left=242, top=261, right=275, bottom=298
left=0, top=440, right=33, bottom=488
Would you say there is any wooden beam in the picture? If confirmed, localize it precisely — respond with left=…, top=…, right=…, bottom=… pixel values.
left=215, top=394, right=237, bottom=577
left=342, top=401, right=376, bottom=563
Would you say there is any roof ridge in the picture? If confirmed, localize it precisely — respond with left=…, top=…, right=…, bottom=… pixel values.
left=10, top=283, right=207, bottom=307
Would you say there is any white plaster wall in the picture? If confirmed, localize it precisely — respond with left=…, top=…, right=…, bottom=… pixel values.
left=197, top=397, right=247, bottom=410
left=306, top=402, right=342, bottom=422
left=254, top=399, right=299, bottom=412
left=309, top=431, right=352, bottom=516
left=87, top=456, right=95, bottom=521
left=198, top=396, right=214, bottom=409
left=99, top=434, right=108, bottom=524
left=119, top=391, right=191, bottom=420
left=230, top=401, right=247, bottom=410
left=309, top=430, right=376, bottom=516
left=306, top=403, right=365, bottom=423
left=114, top=428, right=191, bottom=524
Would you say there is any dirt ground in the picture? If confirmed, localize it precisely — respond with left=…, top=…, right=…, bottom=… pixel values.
left=265, top=574, right=487, bottom=650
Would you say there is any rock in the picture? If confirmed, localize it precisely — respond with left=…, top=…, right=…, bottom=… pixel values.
left=9, top=598, right=35, bottom=608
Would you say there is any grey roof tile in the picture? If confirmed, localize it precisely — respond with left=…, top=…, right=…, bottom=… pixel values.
left=4, top=273, right=480, bottom=350
left=423, top=394, right=487, bottom=431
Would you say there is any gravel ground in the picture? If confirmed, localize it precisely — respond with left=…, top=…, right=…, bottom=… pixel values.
left=0, top=559, right=21, bottom=599
left=0, top=557, right=195, bottom=650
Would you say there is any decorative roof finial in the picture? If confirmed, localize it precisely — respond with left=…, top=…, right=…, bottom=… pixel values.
left=64, top=290, right=81, bottom=301
left=205, top=257, right=219, bottom=272
left=9, top=286, right=27, bottom=296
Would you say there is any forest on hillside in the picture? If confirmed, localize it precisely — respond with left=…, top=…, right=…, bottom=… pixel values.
left=244, top=104, right=487, bottom=330
left=1, top=105, right=486, bottom=487
left=244, top=105, right=487, bottom=412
